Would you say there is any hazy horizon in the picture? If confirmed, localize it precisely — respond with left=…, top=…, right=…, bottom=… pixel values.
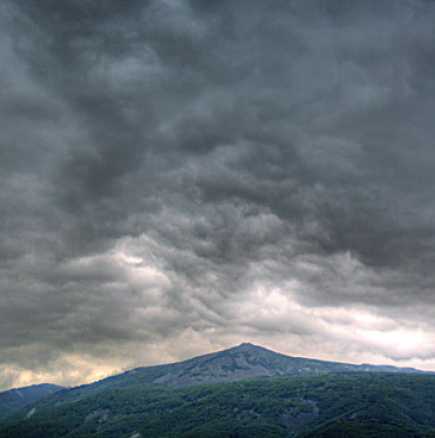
left=2, top=0, right=435, bottom=391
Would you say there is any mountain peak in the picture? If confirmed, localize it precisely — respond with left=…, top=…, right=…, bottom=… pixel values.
left=106, top=343, right=429, bottom=390
left=225, top=342, right=285, bottom=358
left=233, top=342, right=260, bottom=351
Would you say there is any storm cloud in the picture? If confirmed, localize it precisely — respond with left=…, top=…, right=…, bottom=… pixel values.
left=2, top=0, right=435, bottom=389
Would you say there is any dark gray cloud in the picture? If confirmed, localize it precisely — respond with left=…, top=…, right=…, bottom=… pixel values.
left=2, top=0, right=435, bottom=389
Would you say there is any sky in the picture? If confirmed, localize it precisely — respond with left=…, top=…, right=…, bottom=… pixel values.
left=1, top=0, right=435, bottom=390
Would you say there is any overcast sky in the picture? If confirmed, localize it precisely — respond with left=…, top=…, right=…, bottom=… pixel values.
left=2, top=0, right=435, bottom=390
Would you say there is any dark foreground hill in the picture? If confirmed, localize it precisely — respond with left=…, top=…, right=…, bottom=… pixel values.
left=3, top=373, right=435, bottom=437
left=0, top=383, right=63, bottom=421
left=0, top=343, right=434, bottom=437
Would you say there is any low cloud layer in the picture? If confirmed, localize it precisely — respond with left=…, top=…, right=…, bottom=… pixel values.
left=2, top=0, right=435, bottom=389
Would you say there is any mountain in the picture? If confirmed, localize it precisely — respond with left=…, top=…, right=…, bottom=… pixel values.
left=91, top=342, right=427, bottom=389
left=0, top=383, right=64, bottom=421
left=0, top=344, right=433, bottom=437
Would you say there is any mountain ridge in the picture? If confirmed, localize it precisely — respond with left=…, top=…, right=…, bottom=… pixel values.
left=87, top=342, right=428, bottom=391
left=1, top=342, right=427, bottom=398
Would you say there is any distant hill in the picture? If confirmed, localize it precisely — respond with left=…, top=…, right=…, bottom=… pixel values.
left=90, top=342, right=428, bottom=389
left=0, top=344, right=433, bottom=437
left=0, top=383, right=64, bottom=420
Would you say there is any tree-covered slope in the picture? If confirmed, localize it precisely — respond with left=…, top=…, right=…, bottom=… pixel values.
left=0, top=384, right=64, bottom=421
left=2, top=373, right=435, bottom=437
